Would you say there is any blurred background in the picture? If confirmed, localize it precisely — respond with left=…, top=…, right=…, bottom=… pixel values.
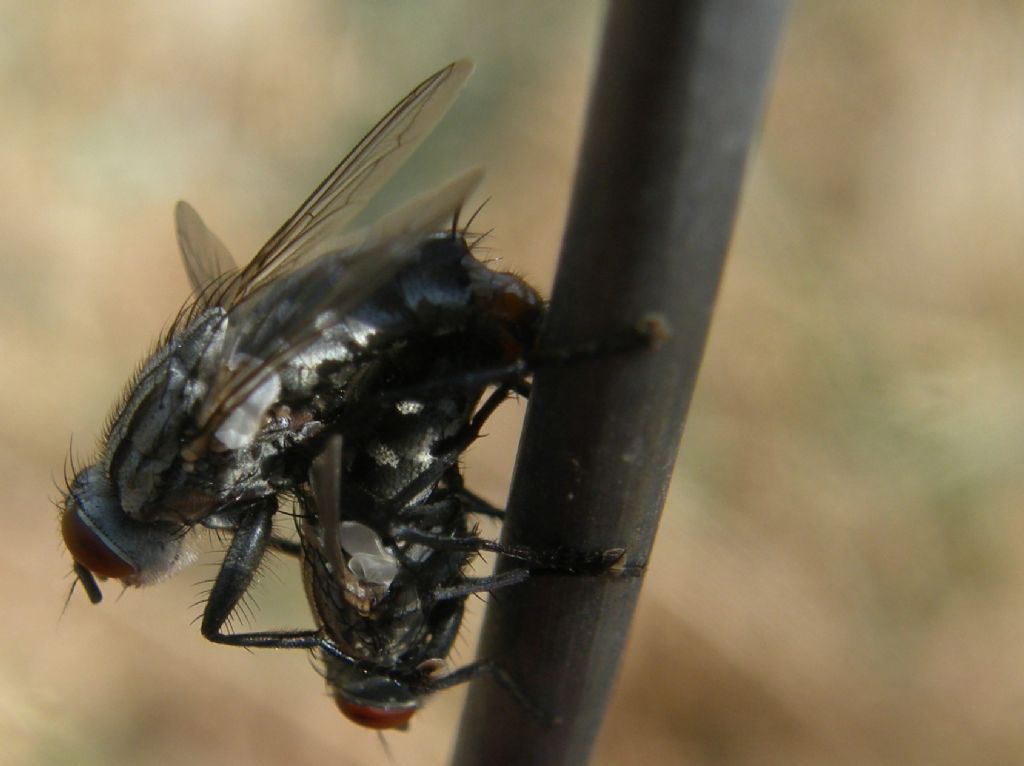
left=3, top=1, right=1024, bottom=764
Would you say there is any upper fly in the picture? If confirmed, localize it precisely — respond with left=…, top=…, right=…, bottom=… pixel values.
left=59, top=60, right=494, bottom=599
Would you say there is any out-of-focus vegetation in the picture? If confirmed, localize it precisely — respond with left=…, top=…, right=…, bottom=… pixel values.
left=2, top=2, right=1023, bottom=764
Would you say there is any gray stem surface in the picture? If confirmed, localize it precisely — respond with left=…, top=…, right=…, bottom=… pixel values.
left=452, top=3, right=789, bottom=765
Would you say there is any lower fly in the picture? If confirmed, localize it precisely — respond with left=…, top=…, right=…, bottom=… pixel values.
left=197, top=347, right=621, bottom=729
left=192, top=323, right=536, bottom=728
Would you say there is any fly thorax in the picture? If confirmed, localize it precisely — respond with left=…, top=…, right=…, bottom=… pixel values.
left=396, top=268, right=472, bottom=325
left=277, top=336, right=359, bottom=398
left=465, top=259, right=543, bottom=359
left=105, top=309, right=227, bottom=516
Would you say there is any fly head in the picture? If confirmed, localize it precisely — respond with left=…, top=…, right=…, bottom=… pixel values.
left=324, top=660, right=420, bottom=730
left=61, top=464, right=192, bottom=597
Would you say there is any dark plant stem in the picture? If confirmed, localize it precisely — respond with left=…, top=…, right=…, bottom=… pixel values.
left=451, top=2, right=788, bottom=765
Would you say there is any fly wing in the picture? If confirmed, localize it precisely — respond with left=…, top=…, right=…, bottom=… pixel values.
left=309, top=434, right=346, bottom=585
left=175, top=200, right=238, bottom=293
left=206, top=59, right=474, bottom=311
left=308, top=435, right=399, bottom=608
left=190, top=168, right=484, bottom=450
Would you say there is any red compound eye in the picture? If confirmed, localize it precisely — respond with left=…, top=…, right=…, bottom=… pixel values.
left=334, top=696, right=416, bottom=730
left=61, top=508, right=136, bottom=579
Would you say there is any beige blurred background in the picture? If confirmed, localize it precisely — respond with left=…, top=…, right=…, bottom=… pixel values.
left=3, top=2, right=1024, bottom=764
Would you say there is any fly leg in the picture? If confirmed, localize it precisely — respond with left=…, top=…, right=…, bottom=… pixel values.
left=396, top=488, right=504, bottom=523
left=444, top=465, right=505, bottom=520
left=201, top=497, right=282, bottom=644
left=268, top=537, right=303, bottom=558
left=528, top=316, right=665, bottom=368
left=413, top=600, right=552, bottom=724
left=198, top=497, right=328, bottom=650
left=201, top=509, right=300, bottom=558
left=391, top=524, right=623, bottom=575
left=375, top=316, right=660, bottom=404
left=394, top=461, right=502, bottom=525
left=200, top=627, right=324, bottom=650
left=421, top=660, right=553, bottom=725
left=430, top=569, right=531, bottom=601
left=452, top=488, right=504, bottom=519
left=374, top=364, right=531, bottom=403
left=430, top=380, right=521, bottom=458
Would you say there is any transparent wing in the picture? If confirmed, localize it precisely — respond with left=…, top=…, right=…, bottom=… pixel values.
left=190, top=168, right=484, bottom=449
left=175, top=200, right=238, bottom=292
left=309, top=434, right=346, bottom=587
left=210, top=59, right=474, bottom=310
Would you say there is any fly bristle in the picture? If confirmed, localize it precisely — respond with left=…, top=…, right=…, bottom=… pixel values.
left=164, top=268, right=241, bottom=342
left=99, top=333, right=169, bottom=444
left=462, top=196, right=490, bottom=233
left=467, top=228, right=495, bottom=251
left=235, top=589, right=260, bottom=627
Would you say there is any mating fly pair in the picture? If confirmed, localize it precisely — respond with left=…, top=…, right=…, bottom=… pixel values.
left=59, top=60, right=613, bottom=728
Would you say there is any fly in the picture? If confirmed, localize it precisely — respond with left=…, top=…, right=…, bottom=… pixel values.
left=58, top=60, right=510, bottom=605
left=205, top=401, right=617, bottom=731
left=59, top=60, right=641, bottom=718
